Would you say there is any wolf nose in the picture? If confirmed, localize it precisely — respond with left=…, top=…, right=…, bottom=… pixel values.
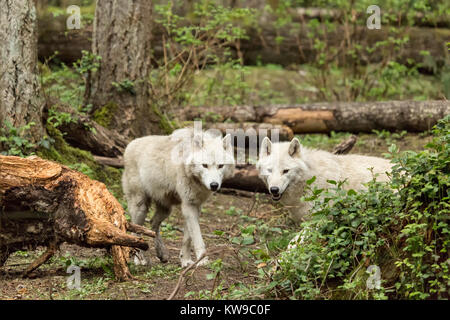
left=270, top=187, right=280, bottom=195
left=210, top=182, right=219, bottom=191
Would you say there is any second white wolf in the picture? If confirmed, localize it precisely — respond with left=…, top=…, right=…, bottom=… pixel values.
left=256, top=137, right=393, bottom=223
left=122, top=128, right=235, bottom=267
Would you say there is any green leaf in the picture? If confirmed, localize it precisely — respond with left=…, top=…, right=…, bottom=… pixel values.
left=306, top=176, right=316, bottom=185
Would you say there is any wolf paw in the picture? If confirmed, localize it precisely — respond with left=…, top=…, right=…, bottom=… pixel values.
left=133, top=251, right=151, bottom=266
left=197, top=257, right=209, bottom=266
left=156, top=249, right=170, bottom=263
left=181, top=259, right=194, bottom=268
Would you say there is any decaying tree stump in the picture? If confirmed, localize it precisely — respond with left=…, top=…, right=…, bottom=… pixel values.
left=0, top=155, right=155, bottom=280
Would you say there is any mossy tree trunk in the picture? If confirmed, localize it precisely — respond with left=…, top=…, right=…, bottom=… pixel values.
left=0, top=0, right=45, bottom=143
left=88, top=0, right=160, bottom=139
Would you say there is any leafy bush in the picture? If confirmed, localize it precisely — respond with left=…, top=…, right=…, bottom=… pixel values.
left=268, top=116, right=449, bottom=299
left=0, top=121, right=37, bottom=156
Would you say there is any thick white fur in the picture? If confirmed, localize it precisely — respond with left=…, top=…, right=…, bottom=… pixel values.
left=122, top=128, right=235, bottom=267
left=256, top=137, right=393, bottom=223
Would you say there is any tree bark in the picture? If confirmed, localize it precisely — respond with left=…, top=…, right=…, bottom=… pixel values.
left=177, top=100, right=450, bottom=133
left=88, top=0, right=160, bottom=139
left=0, top=155, right=155, bottom=280
left=0, top=0, right=45, bottom=143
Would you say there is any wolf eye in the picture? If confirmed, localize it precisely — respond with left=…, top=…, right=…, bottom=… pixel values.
left=218, top=164, right=224, bottom=169
left=202, top=164, right=208, bottom=168
left=283, top=169, right=290, bottom=174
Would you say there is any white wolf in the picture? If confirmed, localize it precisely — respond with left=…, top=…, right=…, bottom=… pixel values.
left=122, top=128, right=235, bottom=267
left=256, top=137, right=393, bottom=223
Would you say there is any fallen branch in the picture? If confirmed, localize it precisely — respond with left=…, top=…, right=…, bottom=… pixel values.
left=167, top=247, right=232, bottom=300
left=93, top=155, right=124, bottom=168
left=217, top=188, right=255, bottom=198
left=332, top=135, right=357, bottom=155
left=126, top=222, right=156, bottom=238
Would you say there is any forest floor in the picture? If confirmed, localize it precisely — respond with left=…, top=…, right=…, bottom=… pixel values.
left=0, top=132, right=432, bottom=300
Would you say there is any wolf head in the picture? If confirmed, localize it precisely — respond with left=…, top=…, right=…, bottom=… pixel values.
left=184, top=131, right=235, bottom=191
left=256, top=137, right=309, bottom=201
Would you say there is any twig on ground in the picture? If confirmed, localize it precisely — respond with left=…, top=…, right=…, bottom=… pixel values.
left=167, top=247, right=232, bottom=300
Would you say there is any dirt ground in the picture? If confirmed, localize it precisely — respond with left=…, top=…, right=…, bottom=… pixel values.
left=0, top=133, right=433, bottom=300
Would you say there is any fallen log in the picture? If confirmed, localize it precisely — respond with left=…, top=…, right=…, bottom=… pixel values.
left=241, top=25, right=449, bottom=69
left=37, top=13, right=449, bottom=71
left=58, top=114, right=129, bottom=157
left=288, top=7, right=450, bottom=28
left=45, top=104, right=129, bottom=157
left=177, top=100, right=450, bottom=133
left=222, top=164, right=268, bottom=193
left=0, top=155, right=155, bottom=279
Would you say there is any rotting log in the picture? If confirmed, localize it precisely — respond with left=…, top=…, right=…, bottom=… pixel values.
left=58, top=114, right=129, bottom=157
left=45, top=104, right=129, bottom=157
left=0, top=155, right=155, bottom=280
left=177, top=100, right=450, bottom=133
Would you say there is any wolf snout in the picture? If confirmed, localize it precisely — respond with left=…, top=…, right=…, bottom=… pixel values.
left=269, top=186, right=282, bottom=201
left=210, top=182, right=219, bottom=191
left=270, top=186, right=280, bottom=195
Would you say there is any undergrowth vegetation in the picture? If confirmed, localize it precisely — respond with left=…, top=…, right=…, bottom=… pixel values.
left=225, top=116, right=449, bottom=300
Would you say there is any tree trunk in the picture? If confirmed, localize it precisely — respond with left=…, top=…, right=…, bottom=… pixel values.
left=0, top=0, right=45, bottom=143
left=88, top=0, right=160, bottom=139
left=0, top=155, right=155, bottom=280
left=177, top=100, right=450, bottom=133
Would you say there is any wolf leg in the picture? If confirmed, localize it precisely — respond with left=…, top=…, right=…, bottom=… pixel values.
left=180, top=221, right=194, bottom=267
left=151, top=203, right=171, bottom=263
left=181, top=203, right=208, bottom=266
left=128, top=192, right=150, bottom=226
left=127, top=193, right=151, bottom=265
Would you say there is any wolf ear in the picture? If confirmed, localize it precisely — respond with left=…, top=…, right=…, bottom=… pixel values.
left=260, top=137, right=272, bottom=158
left=288, top=138, right=301, bottom=158
left=223, top=134, right=232, bottom=152
left=193, top=132, right=203, bottom=150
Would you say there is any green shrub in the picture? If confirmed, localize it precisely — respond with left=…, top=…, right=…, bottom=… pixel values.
left=268, top=116, right=449, bottom=299
left=0, top=121, right=37, bottom=156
